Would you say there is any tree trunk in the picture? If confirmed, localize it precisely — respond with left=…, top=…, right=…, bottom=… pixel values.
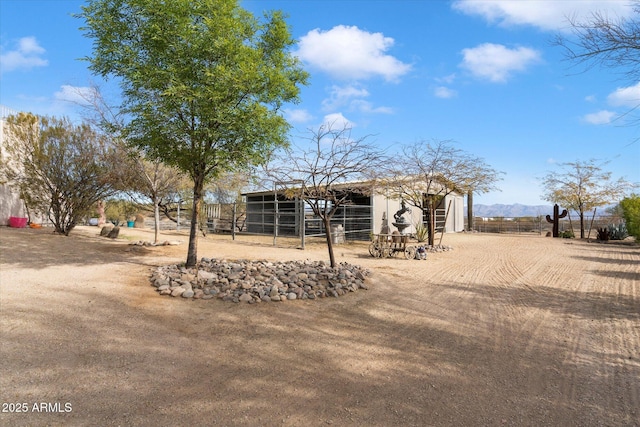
left=153, top=196, right=160, bottom=245
left=323, top=216, right=336, bottom=268
left=186, top=178, right=204, bottom=267
left=426, top=197, right=436, bottom=246
left=467, top=190, right=474, bottom=232
left=579, top=210, right=585, bottom=239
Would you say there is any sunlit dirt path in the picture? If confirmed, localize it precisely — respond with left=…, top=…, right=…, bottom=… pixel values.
left=1, top=226, right=638, bottom=426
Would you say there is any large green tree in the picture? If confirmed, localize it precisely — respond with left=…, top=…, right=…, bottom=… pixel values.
left=80, top=0, right=308, bottom=266
left=619, top=195, right=640, bottom=242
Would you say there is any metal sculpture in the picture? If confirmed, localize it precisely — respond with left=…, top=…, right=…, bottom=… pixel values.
left=546, top=204, right=568, bottom=237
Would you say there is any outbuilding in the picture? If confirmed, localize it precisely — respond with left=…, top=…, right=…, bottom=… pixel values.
left=242, top=182, right=464, bottom=241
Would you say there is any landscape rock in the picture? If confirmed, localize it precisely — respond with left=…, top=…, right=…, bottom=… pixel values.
left=134, top=213, right=145, bottom=228
left=99, top=225, right=113, bottom=237
left=107, top=226, right=120, bottom=239
left=150, top=258, right=372, bottom=304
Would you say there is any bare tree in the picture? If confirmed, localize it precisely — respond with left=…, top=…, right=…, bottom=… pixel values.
left=392, top=139, right=502, bottom=245
left=267, top=124, right=387, bottom=267
left=553, top=3, right=640, bottom=123
left=125, top=157, right=189, bottom=243
left=554, top=4, right=640, bottom=81
left=541, top=159, right=636, bottom=238
left=72, top=83, right=190, bottom=244
left=205, top=170, right=253, bottom=204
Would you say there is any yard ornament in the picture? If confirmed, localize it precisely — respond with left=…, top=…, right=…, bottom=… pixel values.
left=546, top=204, right=568, bottom=238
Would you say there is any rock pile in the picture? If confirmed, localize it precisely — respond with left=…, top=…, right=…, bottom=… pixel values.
left=419, top=244, right=454, bottom=253
left=150, top=258, right=372, bottom=303
left=99, top=225, right=120, bottom=239
left=130, top=240, right=183, bottom=247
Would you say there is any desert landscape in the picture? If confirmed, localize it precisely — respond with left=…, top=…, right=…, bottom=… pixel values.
left=0, top=225, right=638, bottom=426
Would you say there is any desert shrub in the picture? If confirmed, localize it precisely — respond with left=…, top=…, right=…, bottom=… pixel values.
left=2, top=114, right=119, bottom=235
left=104, top=199, right=137, bottom=225
left=619, top=195, right=640, bottom=242
left=415, top=223, right=428, bottom=242
left=596, top=227, right=609, bottom=241
left=561, top=230, right=575, bottom=239
left=608, top=223, right=628, bottom=240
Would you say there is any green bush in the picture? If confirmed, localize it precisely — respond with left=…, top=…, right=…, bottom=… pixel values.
left=561, top=230, right=575, bottom=239
left=104, top=199, right=137, bottom=225
left=608, top=223, right=628, bottom=240
left=415, top=223, right=428, bottom=242
left=619, top=195, right=640, bottom=242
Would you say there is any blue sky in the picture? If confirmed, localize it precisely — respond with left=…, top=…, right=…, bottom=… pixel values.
left=1, top=0, right=639, bottom=205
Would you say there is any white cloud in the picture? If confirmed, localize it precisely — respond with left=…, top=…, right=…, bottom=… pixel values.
left=452, top=0, right=633, bottom=32
left=436, top=74, right=457, bottom=84
left=321, top=113, right=354, bottom=131
left=460, top=43, right=541, bottom=83
left=18, top=37, right=45, bottom=55
left=54, top=85, right=98, bottom=105
left=321, top=84, right=393, bottom=114
left=607, top=82, right=640, bottom=107
left=0, top=36, right=48, bottom=73
left=585, top=95, right=596, bottom=102
left=284, top=108, right=313, bottom=124
left=434, top=86, right=457, bottom=99
left=322, top=84, right=370, bottom=111
left=296, top=25, right=411, bottom=82
left=349, top=99, right=394, bottom=114
left=583, top=110, right=616, bottom=124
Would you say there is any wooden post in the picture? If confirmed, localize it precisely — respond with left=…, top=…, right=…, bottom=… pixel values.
left=300, top=198, right=305, bottom=250
left=467, top=190, right=473, bottom=231
left=232, top=202, right=236, bottom=241
left=273, top=187, right=278, bottom=246
left=587, top=208, right=597, bottom=241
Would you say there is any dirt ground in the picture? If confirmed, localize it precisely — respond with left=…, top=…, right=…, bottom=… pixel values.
left=0, top=225, right=638, bottom=427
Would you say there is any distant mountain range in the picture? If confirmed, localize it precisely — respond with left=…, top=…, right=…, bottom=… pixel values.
left=471, top=203, right=553, bottom=218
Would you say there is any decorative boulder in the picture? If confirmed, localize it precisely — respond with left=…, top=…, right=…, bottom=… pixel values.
left=100, top=225, right=114, bottom=237
left=107, top=226, right=120, bottom=239
left=134, top=214, right=145, bottom=228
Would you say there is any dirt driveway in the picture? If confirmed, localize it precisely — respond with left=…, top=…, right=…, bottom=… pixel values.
left=1, top=226, right=638, bottom=426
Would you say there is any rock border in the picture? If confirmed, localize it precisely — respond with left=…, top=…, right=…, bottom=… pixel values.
left=130, top=240, right=183, bottom=247
left=150, top=258, right=372, bottom=303
left=415, top=244, right=453, bottom=253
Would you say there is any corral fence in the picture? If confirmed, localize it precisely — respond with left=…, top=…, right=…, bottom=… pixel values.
left=132, top=200, right=372, bottom=248
left=470, top=215, right=625, bottom=238
left=471, top=216, right=544, bottom=234
left=203, top=203, right=246, bottom=234
left=241, top=194, right=373, bottom=248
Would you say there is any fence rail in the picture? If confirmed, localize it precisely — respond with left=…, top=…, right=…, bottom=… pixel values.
left=471, top=215, right=625, bottom=237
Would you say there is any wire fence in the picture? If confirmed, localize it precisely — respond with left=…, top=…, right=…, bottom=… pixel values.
left=470, top=215, right=625, bottom=238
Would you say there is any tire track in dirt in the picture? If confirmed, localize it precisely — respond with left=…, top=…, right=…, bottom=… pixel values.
left=592, top=244, right=639, bottom=424
left=554, top=242, right=640, bottom=425
left=3, top=227, right=638, bottom=426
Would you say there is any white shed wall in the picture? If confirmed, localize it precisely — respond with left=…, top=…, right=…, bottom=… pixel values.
left=443, top=193, right=465, bottom=233
left=372, top=191, right=464, bottom=235
left=0, top=108, right=26, bottom=225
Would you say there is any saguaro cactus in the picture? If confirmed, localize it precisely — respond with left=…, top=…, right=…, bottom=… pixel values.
left=546, top=204, right=568, bottom=237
